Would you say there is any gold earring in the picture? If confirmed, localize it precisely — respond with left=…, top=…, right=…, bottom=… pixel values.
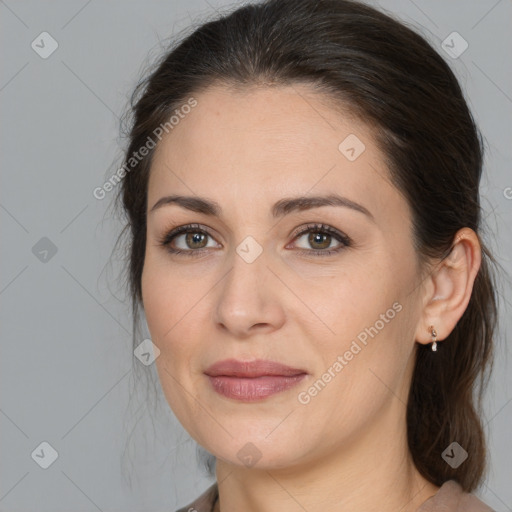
left=429, top=325, right=437, bottom=351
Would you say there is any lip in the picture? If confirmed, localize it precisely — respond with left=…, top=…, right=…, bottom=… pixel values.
left=204, top=359, right=308, bottom=402
left=204, top=358, right=307, bottom=378
left=206, top=374, right=307, bottom=401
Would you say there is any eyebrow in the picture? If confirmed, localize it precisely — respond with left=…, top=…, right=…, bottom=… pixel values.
left=149, top=193, right=374, bottom=221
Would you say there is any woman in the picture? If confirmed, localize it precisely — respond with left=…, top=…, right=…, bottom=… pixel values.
left=113, top=0, right=499, bottom=510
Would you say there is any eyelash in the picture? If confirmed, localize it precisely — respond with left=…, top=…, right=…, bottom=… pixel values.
left=157, top=222, right=351, bottom=258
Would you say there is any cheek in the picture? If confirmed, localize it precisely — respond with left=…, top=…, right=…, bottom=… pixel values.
left=141, top=255, right=211, bottom=386
left=300, top=309, right=410, bottom=443
left=141, top=258, right=190, bottom=366
left=302, top=259, right=413, bottom=408
left=299, top=255, right=393, bottom=338
left=142, top=250, right=190, bottom=334
left=142, top=261, right=204, bottom=431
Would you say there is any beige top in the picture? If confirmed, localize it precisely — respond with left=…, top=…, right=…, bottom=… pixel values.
left=175, top=480, right=495, bottom=512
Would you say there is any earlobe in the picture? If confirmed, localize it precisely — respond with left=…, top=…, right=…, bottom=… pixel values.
left=415, top=227, right=482, bottom=348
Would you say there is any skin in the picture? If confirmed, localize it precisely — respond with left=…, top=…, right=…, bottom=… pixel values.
left=141, top=83, right=481, bottom=512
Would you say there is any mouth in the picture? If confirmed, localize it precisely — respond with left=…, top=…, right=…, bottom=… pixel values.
left=204, top=358, right=308, bottom=402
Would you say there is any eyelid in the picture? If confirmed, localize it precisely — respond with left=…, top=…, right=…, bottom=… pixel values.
left=158, top=222, right=351, bottom=256
left=157, top=223, right=220, bottom=247
left=289, top=223, right=351, bottom=245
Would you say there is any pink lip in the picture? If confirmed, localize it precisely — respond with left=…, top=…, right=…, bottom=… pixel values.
left=204, top=359, right=308, bottom=402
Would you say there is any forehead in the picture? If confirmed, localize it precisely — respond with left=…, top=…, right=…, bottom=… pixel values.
left=153, top=83, right=369, bottom=163
left=148, top=83, right=404, bottom=225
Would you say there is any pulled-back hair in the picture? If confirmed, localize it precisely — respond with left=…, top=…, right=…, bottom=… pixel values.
left=113, top=0, right=499, bottom=491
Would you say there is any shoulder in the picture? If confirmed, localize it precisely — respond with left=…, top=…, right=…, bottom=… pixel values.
left=174, top=482, right=218, bottom=512
left=175, top=479, right=494, bottom=512
left=417, top=480, right=495, bottom=512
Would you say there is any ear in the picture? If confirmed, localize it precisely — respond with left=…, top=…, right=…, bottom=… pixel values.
left=415, top=227, right=482, bottom=347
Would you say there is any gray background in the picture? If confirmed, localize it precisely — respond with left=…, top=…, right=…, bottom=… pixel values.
left=1, top=0, right=511, bottom=511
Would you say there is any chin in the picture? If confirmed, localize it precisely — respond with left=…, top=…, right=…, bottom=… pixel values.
left=197, top=432, right=312, bottom=471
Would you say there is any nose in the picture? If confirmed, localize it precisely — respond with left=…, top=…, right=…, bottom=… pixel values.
left=213, top=249, right=286, bottom=339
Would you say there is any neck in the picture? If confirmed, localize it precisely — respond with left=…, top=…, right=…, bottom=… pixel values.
left=213, top=398, right=439, bottom=512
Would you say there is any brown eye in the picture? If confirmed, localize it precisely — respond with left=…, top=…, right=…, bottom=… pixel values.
left=159, top=222, right=350, bottom=258
left=184, top=231, right=208, bottom=250
left=290, top=223, right=351, bottom=257
left=306, top=232, right=334, bottom=250
left=158, top=224, right=219, bottom=256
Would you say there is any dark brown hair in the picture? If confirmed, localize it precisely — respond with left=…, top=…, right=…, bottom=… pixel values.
left=112, top=0, right=499, bottom=492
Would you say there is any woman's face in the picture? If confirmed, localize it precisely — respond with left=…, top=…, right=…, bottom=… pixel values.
left=141, top=83, right=427, bottom=470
